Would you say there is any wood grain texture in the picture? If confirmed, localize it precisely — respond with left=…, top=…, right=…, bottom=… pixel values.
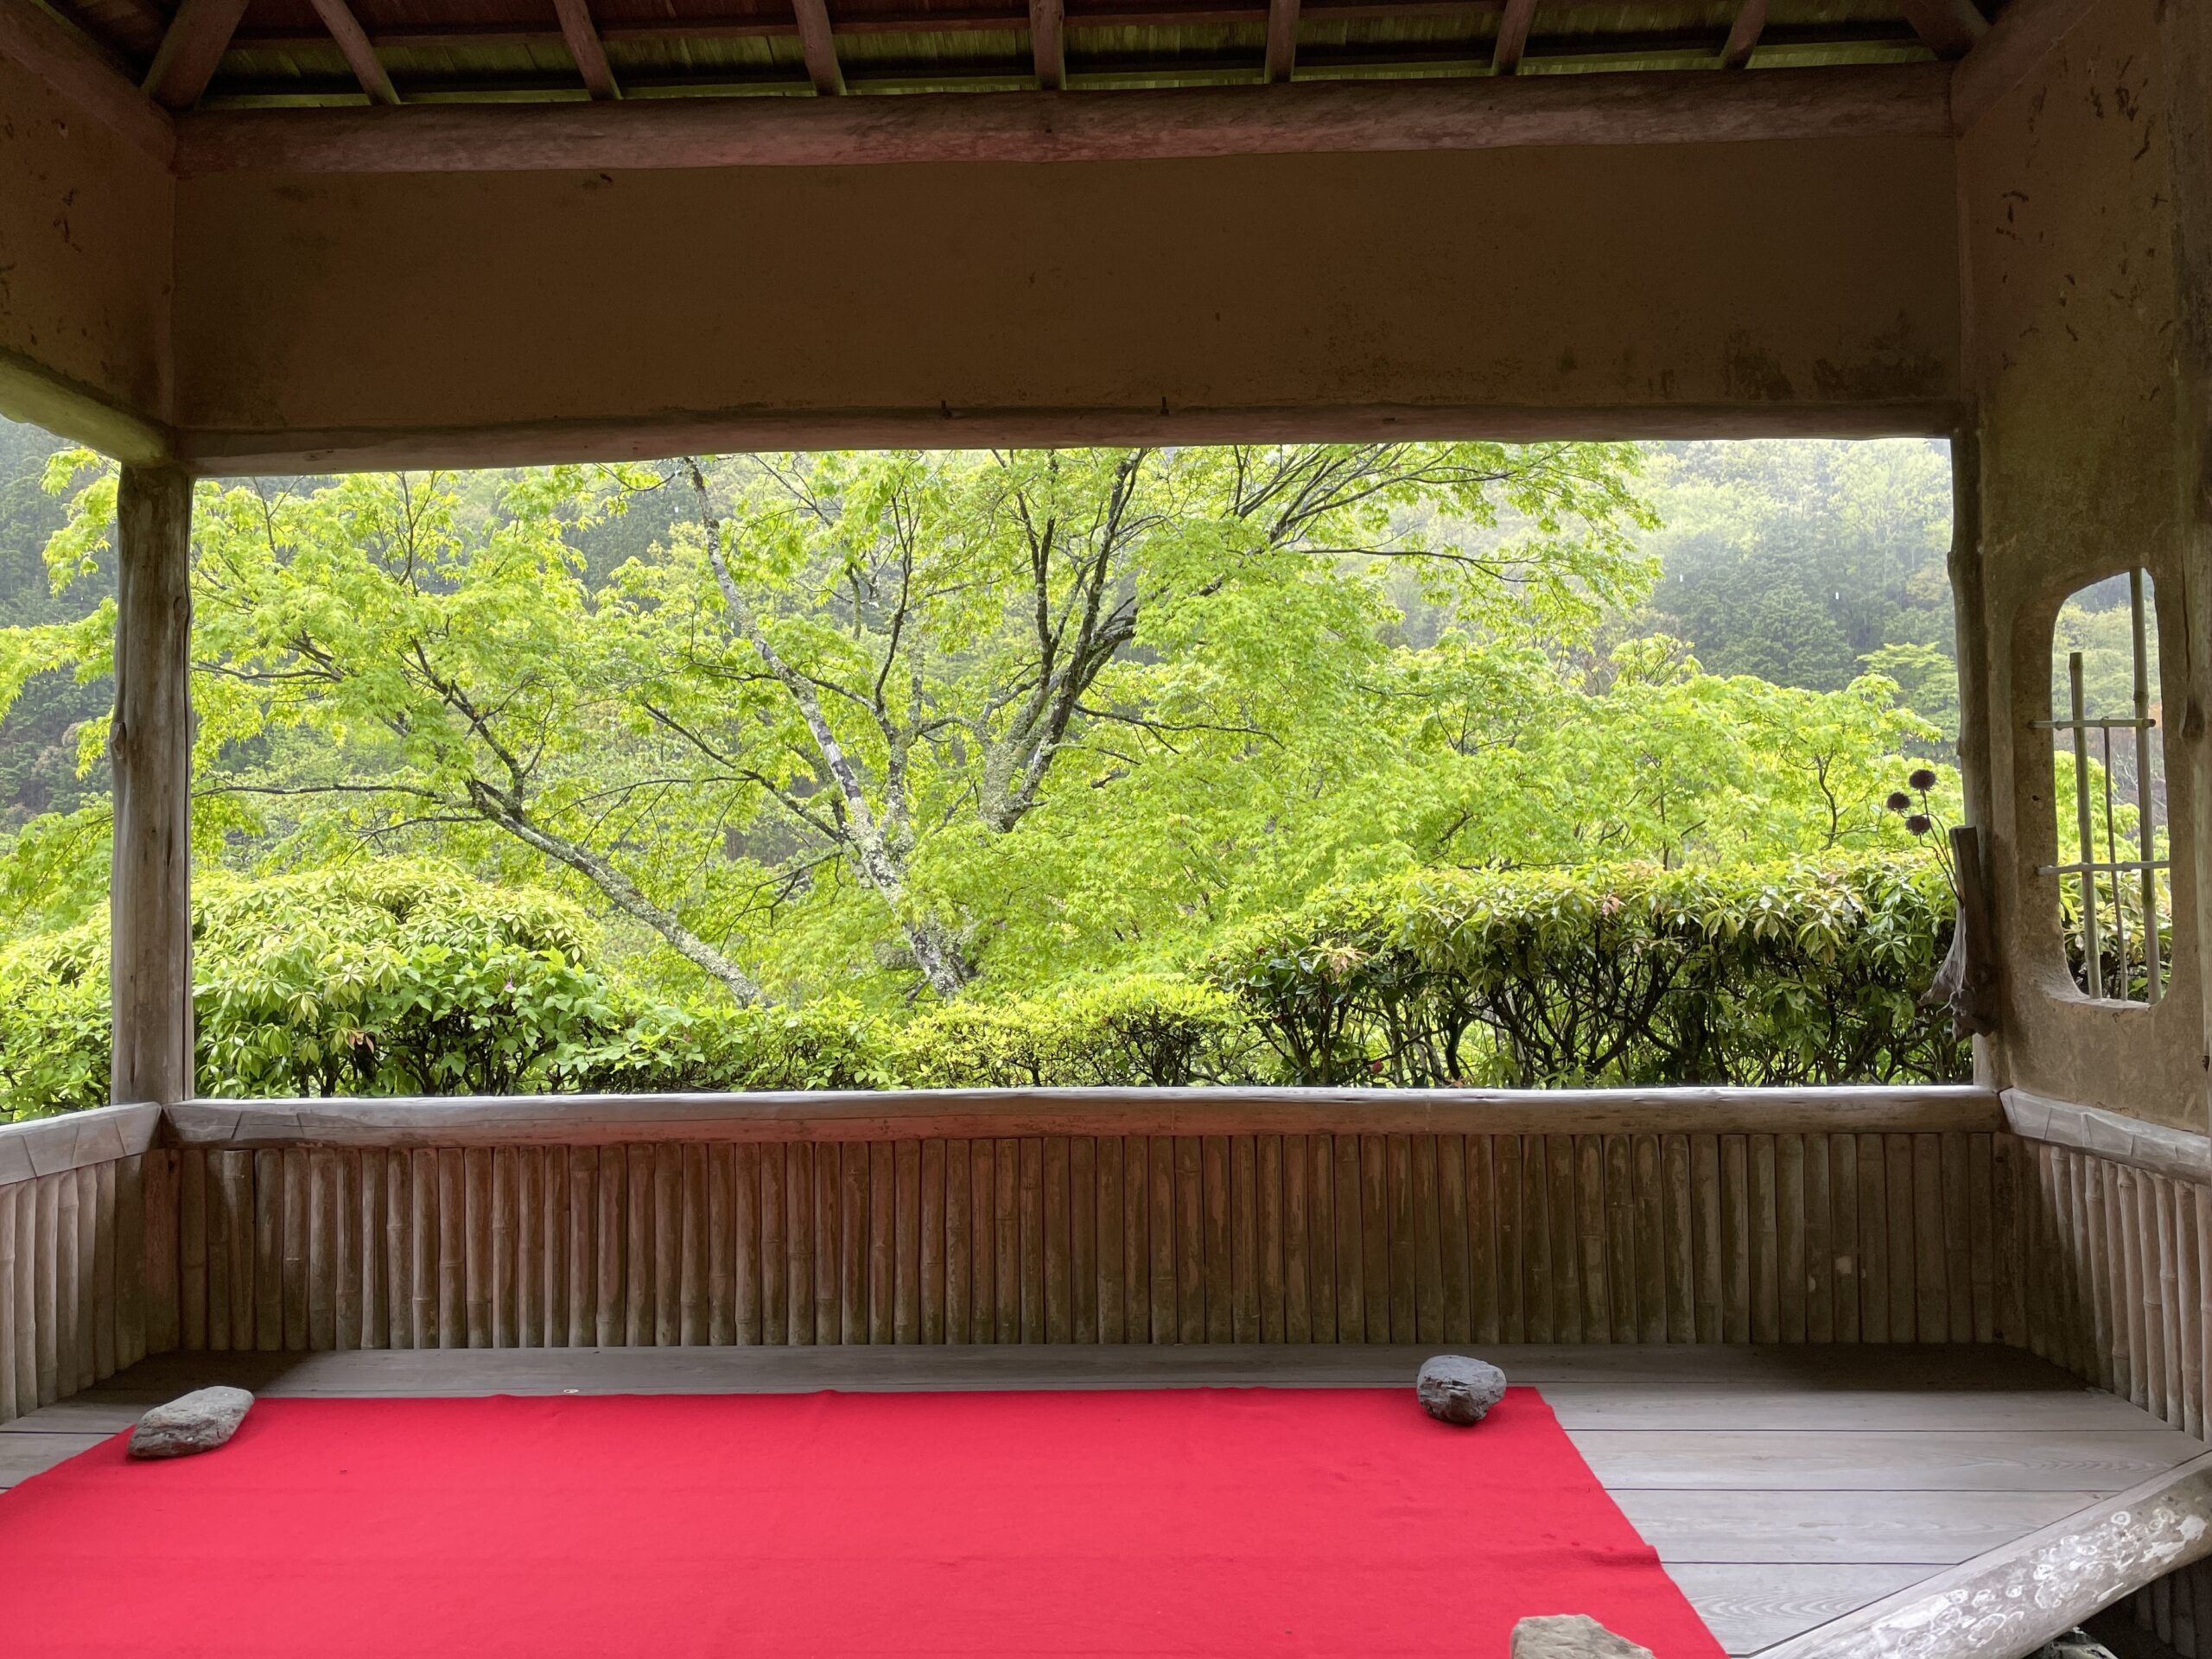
left=168, top=65, right=1955, bottom=178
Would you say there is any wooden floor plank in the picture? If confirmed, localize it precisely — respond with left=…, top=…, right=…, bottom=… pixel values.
left=1615, top=1488, right=2101, bottom=1565
left=1540, top=1383, right=2164, bottom=1432
left=0, top=1433, right=106, bottom=1489
left=1574, top=1428, right=2197, bottom=1492
left=1669, top=1562, right=1929, bottom=1655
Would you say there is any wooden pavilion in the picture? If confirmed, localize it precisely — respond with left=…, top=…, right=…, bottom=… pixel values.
left=3, top=0, right=2212, bottom=1652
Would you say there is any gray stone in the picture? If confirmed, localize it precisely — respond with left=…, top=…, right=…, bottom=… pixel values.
left=1510, top=1615, right=1656, bottom=1659
left=1414, top=1352, right=1506, bottom=1425
left=128, top=1386, right=255, bottom=1459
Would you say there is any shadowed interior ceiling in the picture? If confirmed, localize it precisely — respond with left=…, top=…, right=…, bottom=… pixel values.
left=47, top=0, right=2003, bottom=106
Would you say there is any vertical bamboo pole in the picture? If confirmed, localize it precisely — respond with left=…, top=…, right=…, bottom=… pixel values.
left=1124, top=1135, right=1152, bottom=1343
left=1452, top=1134, right=1484, bottom=1346
left=1719, top=1135, right=1750, bottom=1344
left=1803, top=1132, right=1832, bottom=1344
left=969, top=1138, right=994, bottom=1344
left=1751, top=1133, right=1781, bottom=1344
left=1070, top=1135, right=1096, bottom=1344
left=681, top=1143, right=708, bottom=1347
left=254, top=1149, right=283, bottom=1351
left=1385, top=1134, right=1416, bottom=1344
left=921, top=1138, right=948, bottom=1345
left=115, top=1154, right=143, bottom=1369
left=915, top=1141, right=942, bottom=1353
left=1967, top=1132, right=1995, bottom=1345
left=1095, top=1135, right=1122, bottom=1344
left=1332, top=1135, right=1362, bottom=1342
left=1634, top=1133, right=1666, bottom=1344
left=1859, top=1134, right=1889, bottom=1344
left=1831, top=1129, right=1860, bottom=1344
left=1233, top=1133, right=1263, bottom=1344
left=994, top=1139, right=1019, bottom=1344
left=0, top=1185, right=15, bottom=1422
left=177, top=1149, right=206, bottom=1352
left=1257, top=1134, right=1285, bottom=1344
left=568, top=1147, right=597, bottom=1348
left=900, top=1138, right=927, bottom=1345
left=142, top=1149, right=178, bottom=1356
left=732, top=1143, right=759, bottom=1345
left=1306, top=1135, right=1333, bottom=1343
left=1043, top=1136, right=1071, bottom=1344
left=944, top=1137, right=970, bottom=1345
left=708, top=1143, right=734, bottom=1346
left=1486, top=1135, right=1517, bottom=1345
left=1281, top=1135, right=1309, bottom=1344
left=1770, top=1141, right=1804, bottom=1344
left=1522, top=1135, right=1552, bottom=1344
left=626, top=1143, right=655, bottom=1346
left=654, top=1142, right=683, bottom=1347
left=1690, top=1134, right=1720, bottom=1344
left=410, top=1147, right=438, bottom=1349
left=308, top=1148, right=337, bottom=1351
left=1179, top=1137, right=1209, bottom=1344
left=1203, top=1135, right=1234, bottom=1344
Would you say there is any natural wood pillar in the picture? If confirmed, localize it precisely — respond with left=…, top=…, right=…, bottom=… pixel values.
left=2164, top=4, right=2212, bottom=1141
left=111, top=464, right=194, bottom=1106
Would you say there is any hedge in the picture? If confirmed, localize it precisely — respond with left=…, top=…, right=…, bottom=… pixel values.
left=0, top=855, right=1968, bottom=1119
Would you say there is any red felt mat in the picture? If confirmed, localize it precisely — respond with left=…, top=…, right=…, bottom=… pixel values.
left=0, top=1387, right=1722, bottom=1657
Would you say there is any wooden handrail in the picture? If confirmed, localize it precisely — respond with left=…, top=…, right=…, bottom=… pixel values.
left=0, top=1103, right=162, bottom=1185
left=162, top=1084, right=2004, bottom=1149
left=2001, top=1089, right=2211, bottom=1185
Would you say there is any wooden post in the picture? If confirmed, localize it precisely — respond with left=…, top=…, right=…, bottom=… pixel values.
left=111, top=464, right=194, bottom=1107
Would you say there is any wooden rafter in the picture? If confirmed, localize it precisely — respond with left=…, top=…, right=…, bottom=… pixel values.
left=1263, top=0, right=1296, bottom=82
left=1718, top=0, right=1765, bottom=70
left=1029, top=0, right=1064, bottom=90
left=1491, top=0, right=1535, bottom=75
left=308, top=0, right=399, bottom=105
left=141, top=0, right=250, bottom=109
left=1897, top=0, right=1987, bottom=59
left=792, top=0, right=844, bottom=94
left=552, top=0, right=620, bottom=99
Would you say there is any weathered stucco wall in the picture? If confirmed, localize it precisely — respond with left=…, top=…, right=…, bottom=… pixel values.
left=0, top=50, right=171, bottom=456
left=1963, top=0, right=2209, bottom=1132
left=168, top=136, right=1961, bottom=471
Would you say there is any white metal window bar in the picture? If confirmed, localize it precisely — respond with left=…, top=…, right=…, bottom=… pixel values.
left=2033, top=569, right=2166, bottom=1002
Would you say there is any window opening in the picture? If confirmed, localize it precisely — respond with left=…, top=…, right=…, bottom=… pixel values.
left=2040, top=569, right=2168, bottom=1002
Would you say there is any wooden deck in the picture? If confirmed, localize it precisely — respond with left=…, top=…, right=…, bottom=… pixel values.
left=0, top=1343, right=2201, bottom=1656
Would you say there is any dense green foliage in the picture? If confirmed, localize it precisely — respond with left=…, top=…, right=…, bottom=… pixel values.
left=0, top=858, right=1964, bottom=1117
left=0, top=426, right=1989, bottom=1110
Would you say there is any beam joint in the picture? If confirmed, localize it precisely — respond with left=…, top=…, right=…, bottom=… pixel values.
left=792, top=0, right=843, bottom=95
left=142, top=0, right=250, bottom=110
left=1263, top=0, right=1297, bottom=84
left=1029, top=0, right=1063, bottom=90
left=309, top=0, right=400, bottom=105
left=552, top=0, right=620, bottom=99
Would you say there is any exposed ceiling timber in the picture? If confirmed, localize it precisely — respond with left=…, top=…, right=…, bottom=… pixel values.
left=172, top=61, right=1954, bottom=176
left=307, top=0, right=398, bottom=105
left=1491, top=0, right=1535, bottom=73
left=1031, top=0, right=1065, bottom=89
left=1719, top=0, right=1767, bottom=69
left=141, top=0, right=250, bottom=108
left=792, top=0, right=846, bottom=93
left=1897, top=0, right=1987, bottom=59
left=1264, top=0, right=1298, bottom=82
left=551, top=0, right=621, bottom=99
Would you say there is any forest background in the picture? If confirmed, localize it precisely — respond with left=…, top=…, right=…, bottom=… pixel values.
left=0, top=422, right=2129, bottom=1110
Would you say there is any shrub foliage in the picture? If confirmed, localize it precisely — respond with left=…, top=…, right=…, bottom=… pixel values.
left=0, top=856, right=1967, bottom=1118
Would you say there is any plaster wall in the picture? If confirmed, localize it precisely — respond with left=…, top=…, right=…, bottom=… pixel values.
left=169, top=137, right=1961, bottom=471
left=1962, top=0, right=2207, bottom=1131
left=0, top=50, right=171, bottom=454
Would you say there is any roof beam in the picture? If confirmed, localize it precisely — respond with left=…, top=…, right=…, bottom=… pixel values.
left=1897, top=0, right=1987, bottom=60
left=141, top=0, right=250, bottom=109
left=1491, top=0, right=1535, bottom=74
left=308, top=0, right=399, bottom=105
left=173, top=61, right=1953, bottom=176
left=0, top=0, right=175, bottom=162
left=1950, top=0, right=2098, bottom=132
left=1029, top=0, right=1063, bottom=89
left=1718, top=0, right=1765, bottom=70
left=792, top=0, right=844, bottom=94
left=552, top=0, right=620, bottom=99
left=1263, top=0, right=1297, bottom=82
